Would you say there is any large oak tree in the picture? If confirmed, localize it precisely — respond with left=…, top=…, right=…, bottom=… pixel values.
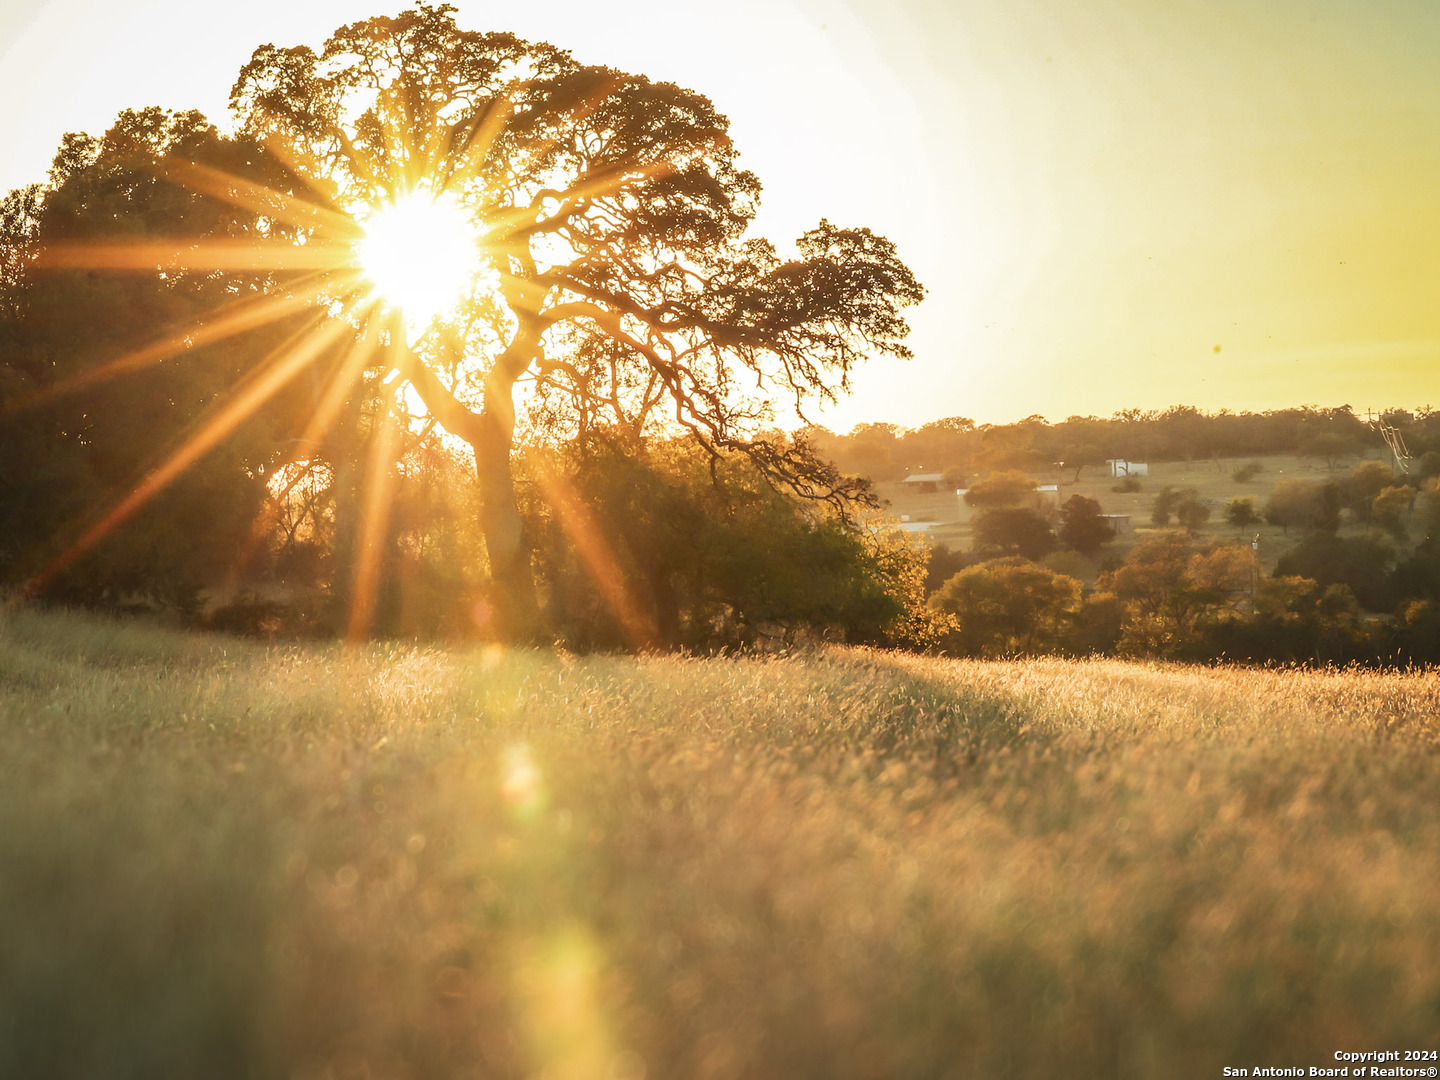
left=229, top=3, right=923, bottom=637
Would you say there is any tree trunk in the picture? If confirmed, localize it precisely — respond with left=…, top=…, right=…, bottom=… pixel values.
left=473, top=403, right=540, bottom=641
left=399, top=328, right=545, bottom=643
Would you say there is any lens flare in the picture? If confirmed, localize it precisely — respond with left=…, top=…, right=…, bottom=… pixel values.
left=356, top=190, right=484, bottom=327
left=502, top=743, right=545, bottom=817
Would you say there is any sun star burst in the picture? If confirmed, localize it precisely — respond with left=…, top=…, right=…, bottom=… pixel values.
left=355, top=190, right=485, bottom=328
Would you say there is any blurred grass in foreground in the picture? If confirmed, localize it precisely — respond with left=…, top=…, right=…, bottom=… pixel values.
left=2, top=606, right=1438, bottom=1079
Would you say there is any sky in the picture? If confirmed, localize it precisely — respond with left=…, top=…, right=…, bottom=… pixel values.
left=2, top=0, right=1439, bottom=430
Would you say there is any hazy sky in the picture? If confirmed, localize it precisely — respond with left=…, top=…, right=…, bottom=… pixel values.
left=3, top=0, right=1439, bottom=429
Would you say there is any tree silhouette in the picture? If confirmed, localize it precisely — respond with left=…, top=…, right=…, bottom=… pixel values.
left=1057, top=494, right=1112, bottom=558
left=0, top=109, right=330, bottom=605
left=228, top=4, right=924, bottom=636
left=1224, top=496, right=1258, bottom=528
left=972, top=507, right=1056, bottom=560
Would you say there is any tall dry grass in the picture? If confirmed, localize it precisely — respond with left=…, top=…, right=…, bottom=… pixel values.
left=2, top=606, right=1437, bottom=1078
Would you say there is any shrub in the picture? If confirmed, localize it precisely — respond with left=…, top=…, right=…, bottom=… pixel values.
left=1225, top=496, right=1258, bottom=528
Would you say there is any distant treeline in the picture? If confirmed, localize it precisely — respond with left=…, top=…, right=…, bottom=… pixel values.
left=800, top=405, right=1440, bottom=481
left=925, top=529, right=1440, bottom=669
left=917, top=454, right=1440, bottom=668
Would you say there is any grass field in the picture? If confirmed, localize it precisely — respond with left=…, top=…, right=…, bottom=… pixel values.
left=3, top=607, right=1439, bottom=1079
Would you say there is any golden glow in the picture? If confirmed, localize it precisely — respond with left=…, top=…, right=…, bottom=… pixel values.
left=355, top=191, right=485, bottom=328
left=502, top=743, right=545, bottom=818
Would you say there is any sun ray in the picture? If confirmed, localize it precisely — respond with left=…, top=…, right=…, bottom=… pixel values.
left=154, top=156, right=358, bottom=237
left=481, top=160, right=676, bottom=258
left=18, top=307, right=370, bottom=601
left=248, top=110, right=387, bottom=211
left=529, top=461, right=658, bottom=648
left=346, top=320, right=409, bottom=640
left=217, top=316, right=388, bottom=597
left=34, top=239, right=359, bottom=273
left=289, top=309, right=391, bottom=457
left=0, top=272, right=350, bottom=417
left=440, top=94, right=513, bottom=196
left=7, top=63, right=677, bottom=626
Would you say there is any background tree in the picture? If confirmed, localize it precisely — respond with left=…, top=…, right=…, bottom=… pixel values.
left=1239, top=577, right=1372, bottom=664
left=229, top=5, right=923, bottom=638
left=963, top=469, right=1036, bottom=509
left=1057, top=494, right=1112, bottom=558
left=940, top=466, right=968, bottom=491
left=1150, top=486, right=1192, bottom=527
left=1186, top=543, right=1257, bottom=607
left=929, top=558, right=1081, bottom=656
left=1264, top=479, right=1340, bottom=534
left=1060, top=441, right=1107, bottom=482
left=1344, top=460, right=1397, bottom=523
left=972, top=507, right=1057, bottom=560
left=527, top=431, right=924, bottom=648
left=839, top=423, right=905, bottom=481
left=1372, top=484, right=1418, bottom=542
left=1303, top=432, right=1361, bottom=471
left=1174, top=492, right=1211, bottom=533
left=1273, top=533, right=1394, bottom=611
left=1388, top=598, right=1440, bottom=665
left=1224, top=496, right=1258, bottom=528
left=1099, top=532, right=1204, bottom=629
left=923, top=541, right=969, bottom=594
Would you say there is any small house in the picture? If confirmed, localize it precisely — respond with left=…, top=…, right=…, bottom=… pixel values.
left=901, top=472, right=946, bottom=494
left=1107, top=459, right=1149, bottom=478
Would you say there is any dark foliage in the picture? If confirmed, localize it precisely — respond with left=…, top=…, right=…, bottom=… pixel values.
left=1274, top=533, right=1395, bottom=612
left=973, top=507, right=1057, bottom=560
left=525, top=433, right=923, bottom=649
left=1058, top=494, right=1113, bottom=558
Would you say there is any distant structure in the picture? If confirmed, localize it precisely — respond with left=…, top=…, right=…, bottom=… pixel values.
left=1369, top=415, right=1413, bottom=475
left=901, top=472, right=945, bottom=494
left=1107, top=459, right=1149, bottom=478
left=1100, top=513, right=1133, bottom=535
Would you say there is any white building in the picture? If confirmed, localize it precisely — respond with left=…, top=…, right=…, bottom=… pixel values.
left=1106, top=459, right=1149, bottom=478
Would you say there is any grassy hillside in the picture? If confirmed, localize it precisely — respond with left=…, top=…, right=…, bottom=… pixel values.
left=2, top=607, right=1438, bottom=1079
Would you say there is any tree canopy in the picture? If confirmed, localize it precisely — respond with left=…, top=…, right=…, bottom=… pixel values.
left=0, top=109, right=329, bottom=606
left=226, top=3, right=924, bottom=636
left=3, top=4, right=924, bottom=641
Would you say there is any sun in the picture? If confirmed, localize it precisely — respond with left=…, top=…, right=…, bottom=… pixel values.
left=355, top=190, right=485, bottom=328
